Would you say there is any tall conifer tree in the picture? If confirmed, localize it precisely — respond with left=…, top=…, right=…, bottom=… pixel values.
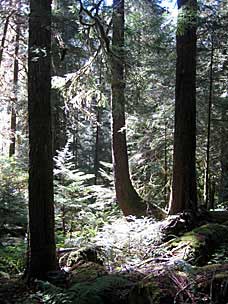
left=111, top=0, right=144, bottom=216
left=27, top=0, right=57, bottom=279
left=169, top=0, right=197, bottom=214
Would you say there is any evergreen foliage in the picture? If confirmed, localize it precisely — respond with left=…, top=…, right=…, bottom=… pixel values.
left=0, top=156, right=27, bottom=233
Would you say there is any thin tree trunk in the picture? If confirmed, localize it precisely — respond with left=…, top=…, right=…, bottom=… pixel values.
left=169, top=0, right=197, bottom=214
left=0, top=1, right=13, bottom=67
left=9, top=106, right=16, bottom=157
left=52, top=89, right=67, bottom=156
left=9, top=5, right=20, bottom=157
left=204, top=33, right=214, bottom=209
left=27, top=0, right=57, bottom=280
left=164, top=120, right=168, bottom=206
left=73, top=111, right=79, bottom=166
left=209, top=179, right=215, bottom=210
left=94, top=61, right=103, bottom=185
left=94, top=108, right=100, bottom=185
left=219, top=109, right=228, bottom=204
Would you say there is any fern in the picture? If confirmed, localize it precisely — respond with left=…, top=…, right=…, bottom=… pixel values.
left=34, top=275, right=132, bottom=304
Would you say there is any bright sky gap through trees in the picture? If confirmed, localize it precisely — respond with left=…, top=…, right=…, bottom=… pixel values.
left=105, top=0, right=178, bottom=19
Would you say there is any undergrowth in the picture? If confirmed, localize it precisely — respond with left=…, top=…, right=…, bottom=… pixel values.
left=0, top=240, right=26, bottom=276
left=89, top=216, right=163, bottom=270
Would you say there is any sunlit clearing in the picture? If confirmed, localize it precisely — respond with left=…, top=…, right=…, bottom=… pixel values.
left=93, top=216, right=164, bottom=271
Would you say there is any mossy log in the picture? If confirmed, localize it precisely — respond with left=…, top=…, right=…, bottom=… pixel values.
left=70, top=262, right=107, bottom=284
left=128, top=263, right=228, bottom=304
left=164, top=223, right=228, bottom=265
left=208, top=210, right=228, bottom=224
left=49, top=223, right=228, bottom=304
left=59, top=246, right=104, bottom=269
left=195, top=264, right=228, bottom=304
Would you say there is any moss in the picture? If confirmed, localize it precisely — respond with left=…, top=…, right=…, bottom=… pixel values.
left=193, top=224, right=228, bottom=241
left=214, top=272, right=228, bottom=280
left=166, top=224, right=228, bottom=265
left=128, top=280, right=161, bottom=304
left=197, top=264, right=223, bottom=272
left=71, top=262, right=107, bottom=284
left=194, top=264, right=228, bottom=304
left=68, top=275, right=133, bottom=304
left=64, top=246, right=104, bottom=267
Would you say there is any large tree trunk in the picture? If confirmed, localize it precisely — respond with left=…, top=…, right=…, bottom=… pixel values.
left=169, top=0, right=197, bottom=214
left=27, top=0, right=57, bottom=280
left=111, top=0, right=145, bottom=217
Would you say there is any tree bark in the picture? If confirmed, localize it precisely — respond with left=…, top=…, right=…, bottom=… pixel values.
left=94, top=106, right=101, bottom=185
left=111, top=0, right=145, bottom=216
left=164, top=121, right=169, bottom=206
left=94, top=61, right=103, bottom=185
left=0, top=1, right=13, bottom=68
left=219, top=108, right=228, bottom=205
left=169, top=0, right=197, bottom=214
left=9, top=2, right=20, bottom=157
left=204, top=33, right=214, bottom=209
left=27, top=0, right=57, bottom=280
left=9, top=106, right=16, bottom=157
left=52, top=89, right=67, bottom=157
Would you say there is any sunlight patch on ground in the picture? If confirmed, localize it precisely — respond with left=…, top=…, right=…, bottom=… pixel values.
left=93, top=216, right=164, bottom=270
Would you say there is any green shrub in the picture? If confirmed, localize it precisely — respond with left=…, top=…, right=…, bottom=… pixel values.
left=0, top=241, right=26, bottom=275
left=0, top=156, right=28, bottom=232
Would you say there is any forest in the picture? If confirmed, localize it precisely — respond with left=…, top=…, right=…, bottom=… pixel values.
left=0, top=0, right=228, bottom=303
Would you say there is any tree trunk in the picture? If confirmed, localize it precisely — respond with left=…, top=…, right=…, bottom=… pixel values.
left=9, top=4, right=20, bottom=157
left=169, top=0, right=197, bottom=214
left=94, top=61, right=103, bottom=185
left=94, top=106, right=101, bottom=185
left=219, top=108, right=228, bottom=205
left=111, top=0, right=145, bottom=216
left=9, top=106, right=16, bottom=157
left=72, top=111, right=79, bottom=166
left=27, top=0, right=57, bottom=280
left=52, top=89, right=67, bottom=156
left=0, top=2, right=13, bottom=67
left=204, top=33, right=214, bottom=209
left=164, top=121, right=169, bottom=206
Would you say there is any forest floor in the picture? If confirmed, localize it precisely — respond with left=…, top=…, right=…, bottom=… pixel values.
left=1, top=214, right=228, bottom=303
